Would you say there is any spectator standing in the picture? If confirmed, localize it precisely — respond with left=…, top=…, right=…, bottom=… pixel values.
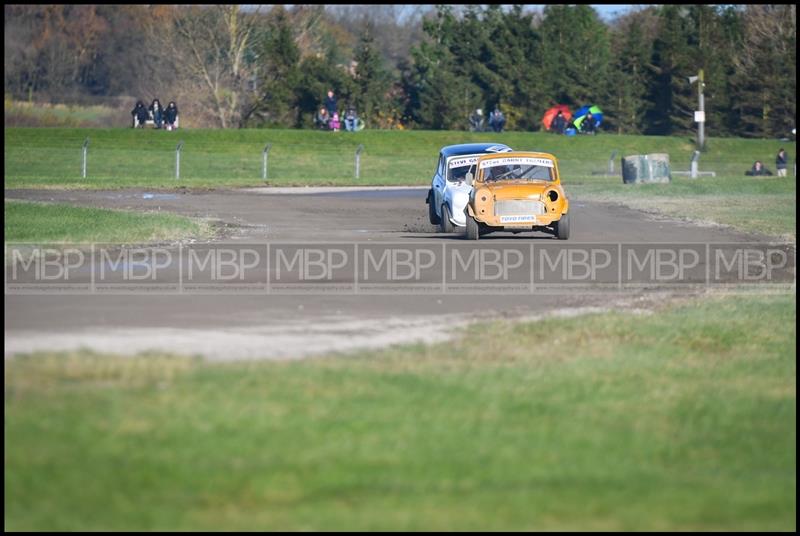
left=488, top=106, right=506, bottom=133
left=551, top=110, right=567, bottom=135
left=164, top=101, right=179, bottom=130
left=324, top=89, right=337, bottom=117
left=315, top=107, right=330, bottom=130
left=131, top=100, right=148, bottom=128
left=776, top=148, right=788, bottom=177
left=149, top=99, right=164, bottom=129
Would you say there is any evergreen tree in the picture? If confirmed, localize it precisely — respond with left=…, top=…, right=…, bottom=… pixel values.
left=539, top=5, right=611, bottom=109
left=250, top=7, right=301, bottom=127
left=646, top=5, right=696, bottom=135
left=606, top=9, right=657, bottom=134
left=353, top=25, right=391, bottom=126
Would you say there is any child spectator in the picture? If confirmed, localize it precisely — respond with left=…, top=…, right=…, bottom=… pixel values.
left=330, top=112, right=341, bottom=132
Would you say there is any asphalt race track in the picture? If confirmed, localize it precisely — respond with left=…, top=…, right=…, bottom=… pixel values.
left=5, top=187, right=794, bottom=360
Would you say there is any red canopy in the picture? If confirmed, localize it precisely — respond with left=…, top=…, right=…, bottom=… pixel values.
left=542, top=105, right=573, bottom=131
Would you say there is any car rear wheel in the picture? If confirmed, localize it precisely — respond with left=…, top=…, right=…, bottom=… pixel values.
left=555, top=212, right=571, bottom=240
left=440, top=204, right=454, bottom=233
left=465, top=214, right=480, bottom=240
left=427, top=190, right=441, bottom=225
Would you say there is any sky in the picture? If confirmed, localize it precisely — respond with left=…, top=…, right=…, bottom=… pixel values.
left=262, top=5, right=639, bottom=22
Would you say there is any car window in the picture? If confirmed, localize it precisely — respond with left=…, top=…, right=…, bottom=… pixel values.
left=446, top=155, right=481, bottom=182
left=479, top=156, right=557, bottom=182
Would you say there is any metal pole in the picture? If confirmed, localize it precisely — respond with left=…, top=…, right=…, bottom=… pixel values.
left=690, top=150, right=700, bottom=179
left=262, top=143, right=272, bottom=181
left=698, top=69, right=705, bottom=150
left=608, top=150, right=618, bottom=175
left=355, top=144, right=364, bottom=179
left=82, top=138, right=90, bottom=179
left=176, top=141, right=184, bottom=180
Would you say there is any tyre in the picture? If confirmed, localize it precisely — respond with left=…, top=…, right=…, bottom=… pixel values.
left=555, top=212, right=571, bottom=240
left=465, top=214, right=480, bottom=240
left=427, top=190, right=440, bottom=225
left=440, top=203, right=454, bottom=233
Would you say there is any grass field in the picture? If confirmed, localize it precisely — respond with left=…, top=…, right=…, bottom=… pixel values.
left=5, top=127, right=795, bottom=187
left=4, top=292, right=796, bottom=531
left=5, top=127, right=795, bottom=238
left=5, top=200, right=212, bottom=244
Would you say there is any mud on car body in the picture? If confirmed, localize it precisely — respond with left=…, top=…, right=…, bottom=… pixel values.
left=426, top=143, right=512, bottom=233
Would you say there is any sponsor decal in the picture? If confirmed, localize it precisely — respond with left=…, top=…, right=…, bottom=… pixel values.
left=479, top=157, right=554, bottom=169
left=500, top=215, right=537, bottom=223
left=448, top=156, right=480, bottom=169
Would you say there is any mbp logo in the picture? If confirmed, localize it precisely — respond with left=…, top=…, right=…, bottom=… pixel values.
left=6, top=245, right=90, bottom=292
left=623, top=244, right=705, bottom=286
left=271, top=244, right=356, bottom=292
left=446, top=244, right=529, bottom=293
left=359, top=245, right=441, bottom=293
left=711, top=244, right=794, bottom=284
left=94, top=245, right=178, bottom=292
left=182, top=244, right=266, bottom=292
left=534, top=244, right=617, bottom=287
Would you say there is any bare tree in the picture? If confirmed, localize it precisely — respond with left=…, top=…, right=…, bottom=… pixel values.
left=150, top=5, right=262, bottom=128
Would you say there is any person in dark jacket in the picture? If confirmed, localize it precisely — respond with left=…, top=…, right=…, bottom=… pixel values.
left=488, top=106, right=506, bottom=133
left=580, top=112, right=597, bottom=134
left=149, top=99, right=164, bottom=129
left=164, top=101, right=179, bottom=130
left=131, top=100, right=149, bottom=128
left=745, top=160, right=773, bottom=176
left=776, top=148, right=788, bottom=177
left=324, top=89, right=337, bottom=117
left=551, top=110, right=567, bottom=134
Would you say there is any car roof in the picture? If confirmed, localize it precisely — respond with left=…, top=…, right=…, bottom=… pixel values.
left=440, top=143, right=512, bottom=158
left=476, top=151, right=557, bottom=162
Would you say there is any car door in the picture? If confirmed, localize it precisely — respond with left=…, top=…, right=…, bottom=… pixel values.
left=431, top=154, right=446, bottom=218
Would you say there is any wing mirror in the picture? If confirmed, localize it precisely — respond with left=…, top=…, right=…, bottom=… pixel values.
left=465, top=171, right=474, bottom=186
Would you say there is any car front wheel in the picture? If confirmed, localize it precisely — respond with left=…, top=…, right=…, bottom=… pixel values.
left=440, top=204, right=455, bottom=233
left=555, top=212, right=570, bottom=240
left=465, top=214, right=480, bottom=240
left=427, top=190, right=441, bottom=225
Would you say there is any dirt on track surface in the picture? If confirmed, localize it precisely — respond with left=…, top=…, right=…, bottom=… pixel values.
left=4, top=187, right=792, bottom=360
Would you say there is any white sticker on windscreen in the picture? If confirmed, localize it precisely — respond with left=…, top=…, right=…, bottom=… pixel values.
left=479, top=157, right=554, bottom=169
left=448, top=156, right=481, bottom=169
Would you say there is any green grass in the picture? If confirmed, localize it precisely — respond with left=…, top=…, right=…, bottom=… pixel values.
left=4, top=200, right=213, bottom=244
left=5, top=127, right=795, bottom=187
left=5, top=293, right=795, bottom=531
left=5, top=127, right=796, bottom=237
left=568, top=174, right=797, bottom=239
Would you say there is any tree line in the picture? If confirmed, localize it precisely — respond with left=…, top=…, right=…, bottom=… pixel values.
left=4, top=4, right=795, bottom=138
